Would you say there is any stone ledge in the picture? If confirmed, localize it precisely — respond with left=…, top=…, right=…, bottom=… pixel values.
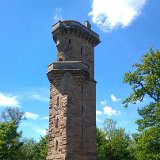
left=47, top=61, right=89, bottom=73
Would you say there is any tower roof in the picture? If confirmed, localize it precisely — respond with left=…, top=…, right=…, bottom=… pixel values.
left=52, top=20, right=100, bottom=47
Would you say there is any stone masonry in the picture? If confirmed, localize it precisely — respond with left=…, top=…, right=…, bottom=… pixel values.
left=47, top=20, right=100, bottom=160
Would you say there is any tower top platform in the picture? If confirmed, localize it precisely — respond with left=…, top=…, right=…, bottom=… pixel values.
left=52, top=20, right=100, bottom=47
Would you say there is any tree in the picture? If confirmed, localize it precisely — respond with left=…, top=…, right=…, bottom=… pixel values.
left=17, top=138, right=37, bottom=160
left=17, top=135, right=48, bottom=160
left=32, top=135, right=48, bottom=160
left=123, top=49, right=160, bottom=159
left=0, top=107, right=26, bottom=126
left=123, top=49, right=160, bottom=131
left=97, top=128, right=108, bottom=160
left=0, top=107, right=48, bottom=159
left=0, top=107, right=25, bottom=160
left=97, top=119, right=135, bottom=160
left=0, top=121, right=23, bottom=160
left=135, top=127, right=160, bottom=159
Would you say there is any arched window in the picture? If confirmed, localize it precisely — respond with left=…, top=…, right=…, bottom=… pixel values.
left=55, top=117, right=59, bottom=128
left=69, top=39, right=71, bottom=44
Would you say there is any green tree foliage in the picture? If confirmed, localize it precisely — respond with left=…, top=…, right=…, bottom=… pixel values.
left=0, top=107, right=25, bottom=160
left=123, top=49, right=160, bottom=159
left=135, top=127, right=160, bottom=159
left=0, top=107, right=48, bottom=160
left=32, top=135, right=48, bottom=160
left=0, top=107, right=26, bottom=126
left=97, top=128, right=108, bottom=160
left=0, top=121, right=23, bottom=160
left=17, top=136, right=48, bottom=160
left=97, top=119, right=135, bottom=160
left=123, top=49, right=160, bottom=131
left=17, top=138, right=37, bottom=160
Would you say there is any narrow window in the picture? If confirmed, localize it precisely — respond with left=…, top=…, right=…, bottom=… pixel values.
left=55, top=117, right=59, bottom=128
left=81, top=105, right=83, bottom=116
left=81, top=125, right=83, bottom=138
left=69, top=39, right=71, bottom=44
left=81, top=84, right=83, bottom=94
left=81, top=125, right=84, bottom=147
left=55, top=140, right=58, bottom=151
left=81, top=46, right=82, bottom=54
left=56, top=96, right=59, bottom=106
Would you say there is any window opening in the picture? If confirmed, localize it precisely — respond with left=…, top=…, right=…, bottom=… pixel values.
left=69, top=39, right=71, bottom=44
left=57, top=96, right=59, bottom=106
left=59, top=58, right=63, bottom=61
left=81, top=125, right=84, bottom=147
left=55, top=140, right=58, bottom=151
left=55, top=117, right=59, bottom=128
left=81, top=84, right=83, bottom=94
left=81, top=105, right=83, bottom=116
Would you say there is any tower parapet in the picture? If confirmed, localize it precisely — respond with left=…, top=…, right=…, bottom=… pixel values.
left=52, top=20, right=100, bottom=47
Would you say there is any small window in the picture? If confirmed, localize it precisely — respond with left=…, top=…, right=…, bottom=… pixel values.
left=56, top=96, right=59, bottom=106
left=59, top=58, right=63, bottom=61
left=81, top=125, right=84, bottom=147
left=55, top=140, right=58, bottom=151
left=81, top=46, right=82, bottom=54
left=81, top=105, right=83, bottom=115
left=55, top=117, right=59, bottom=128
left=81, top=84, right=83, bottom=94
left=69, top=39, right=71, bottom=44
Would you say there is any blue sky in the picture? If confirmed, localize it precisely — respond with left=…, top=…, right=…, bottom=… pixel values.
left=0, top=0, right=160, bottom=140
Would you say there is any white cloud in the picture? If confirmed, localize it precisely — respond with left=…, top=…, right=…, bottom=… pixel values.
left=41, top=116, right=49, bottom=120
left=103, top=106, right=121, bottom=116
left=25, top=112, right=39, bottom=120
left=100, top=100, right=107, bottom=106
left=0, top=92, right=20, bottom=107
left=111, top=94, right=121, bottom=102
left=31, top=94, right=49, bottom=103
left=96, top=110, right=103, bottom=116
left=97, top=100, right=121, bottom=117
left=36, top=129, right=47, bottom=136
left=89, top=0, right=147, bottom=32
left=54, top=8, right=62, bottom=22
left=96, top=117, right=103, bottom=123
left=18, top=87, right=49, bottom=103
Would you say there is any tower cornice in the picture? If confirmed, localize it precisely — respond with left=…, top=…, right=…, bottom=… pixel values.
left=52, top=20, right=100, bottom=47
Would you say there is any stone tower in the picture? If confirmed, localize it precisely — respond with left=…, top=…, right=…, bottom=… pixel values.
left=47, top=20, right=100, bottom=160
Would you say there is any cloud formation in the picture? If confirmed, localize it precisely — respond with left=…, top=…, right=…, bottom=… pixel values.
left=25, top=112, right=39, bottom=120
left=100, top=100, right=107, bottom=106
left=103, top=106, right=121, bottom=116
left=96, top=110, right=103, bottom=116
left=36, top=129, right=47, bottom=136
left=0, top=92, right=20, bottom=107
left=41, top=116, right=49, bottom=120
left=31, top=94, right=49, bottom=103
left=111, top=94, right=121, bottom=102
left=89, top=0, right=147, bottom=32
left=97, top=100, right=121, bottom=117
left=54, top=8, right=63, bottom=22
